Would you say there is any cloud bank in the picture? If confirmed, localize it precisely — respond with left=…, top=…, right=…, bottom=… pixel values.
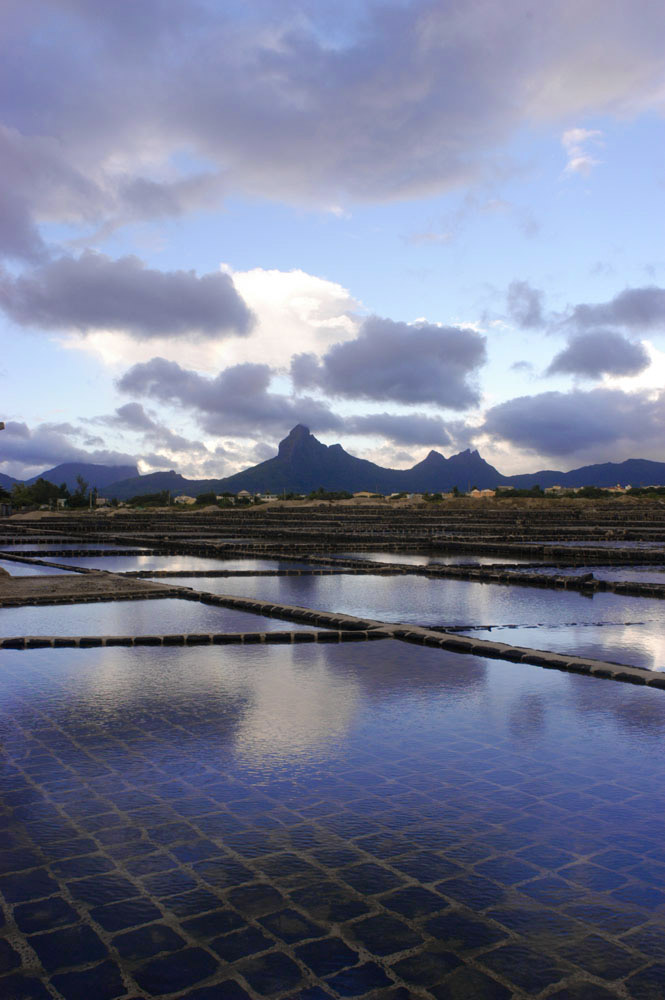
left=0, top=252, right=253, bottom=339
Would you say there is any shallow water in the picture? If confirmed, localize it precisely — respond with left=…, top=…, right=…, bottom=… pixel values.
left=0, top=560, right=77, bottom=577
left=45, top=555, right=316, bottom=573
left=0, top=598, right=318, bottom=637
left=0, top=640, right=664, bottom=997
left=164, top=573, right=665, bottom=671
left=331, top=551, right=534, bottom=566
left=511, top=564, right=665, bottom=584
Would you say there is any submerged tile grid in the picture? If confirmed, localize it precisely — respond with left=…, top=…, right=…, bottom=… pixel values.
left=0, top=642, right=664, bottom=999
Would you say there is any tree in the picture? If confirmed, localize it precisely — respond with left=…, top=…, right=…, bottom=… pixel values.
left=68, top=475, right=90, bottom=508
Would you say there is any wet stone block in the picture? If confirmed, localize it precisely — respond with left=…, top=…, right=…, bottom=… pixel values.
left=90, top=897, right=163, bottom=932
left=30, top=924, right=107, bottom=973
left=133, top=946, right=219, bottom=995
left=425, top=910, right=508, bottom=951
left=185, top=984, right=253, bottom=1000
left=50, top=960, right=125, bottom=1000
left=0, top=939, right=22, bottom=974
left=181, top=908, right=246, bottom=939
left=557, top=933, right=641, bottom=980
left=349, top=913, right=423, bottom=957
left=296, top=937, right=360, bottom=976
left=14, top=896, right=79, bottom=934
left=478, top=943, right=568, bottom=992
left=325, top=961, right=393, bottom=996
left=0, top=869, right=59, bottom=903
left=259, top=907, right=326, bottom=944
left=237, top=951, right=304, bottom=995
left=392, top=945, right=463, bottom=986
left=429, top=966, right=512, bottom=1000
left=227, top=883, right=286, bottom=917
left=67, top=873, right=140, bottom=906
left=112, top=922, right=186, bottom=960
left=0, top=973, right=53, bottom=1000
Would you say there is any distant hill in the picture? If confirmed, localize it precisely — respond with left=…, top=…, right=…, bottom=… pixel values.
left=0, top=472, right=17, bottom=491
left=7, top=427, right=665, bottom=499
left=507, top=458, right=665, bottom=490
left=26, top=462, right=139, bottom=492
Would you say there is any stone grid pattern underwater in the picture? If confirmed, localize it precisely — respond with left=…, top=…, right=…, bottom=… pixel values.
left=1, top=504, right=665, bottom=998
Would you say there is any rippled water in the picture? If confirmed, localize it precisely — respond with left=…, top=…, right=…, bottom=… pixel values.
left=0, top=598, right=318, bottom=636
left=1, top=641, right=664, bottom=997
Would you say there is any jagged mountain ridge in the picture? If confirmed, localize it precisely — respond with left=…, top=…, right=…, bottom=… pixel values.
left=5, top=426, right=665, bottom=499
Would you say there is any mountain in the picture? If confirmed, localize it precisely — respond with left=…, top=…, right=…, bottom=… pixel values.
left=26, top=462, right=139, bottom=492
left=8, top=427, right=665, bottom=500
left=102, top=425, right=505, bottom=499
left=0, top=472, right=17, bottom=491
left=507, top=458, right=665, bottom=490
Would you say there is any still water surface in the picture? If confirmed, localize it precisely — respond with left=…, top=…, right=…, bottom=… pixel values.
left=160, top=574, right=665, bottom=670
left=0, top=642, right=664, bottom=997
left=0, top=598, right=318, bottom=636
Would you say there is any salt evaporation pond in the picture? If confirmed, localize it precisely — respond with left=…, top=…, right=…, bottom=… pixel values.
left=0, top=598, right=319, bottom=637
left=0, top=640, right=664, bottom=997
left=164, top=573, right=665, bottom=670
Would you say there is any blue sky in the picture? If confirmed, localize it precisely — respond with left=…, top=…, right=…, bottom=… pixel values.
left=1, top=0, right=664, bottom=481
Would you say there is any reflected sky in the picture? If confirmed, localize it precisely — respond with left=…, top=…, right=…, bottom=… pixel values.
left=2, top=642, right=665, bottom=997
left=331, top=551, right=534, bottom=566
left=159, top=574, right=665, bottom=672
left=44, top=555, right=317, bottom=572
left=0, top=598, right=320, bottom=636
left=0, top=560, right=77, bottom=577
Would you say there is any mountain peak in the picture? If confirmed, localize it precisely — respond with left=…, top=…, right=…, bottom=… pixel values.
left=278, top=424, right=321, bottom=461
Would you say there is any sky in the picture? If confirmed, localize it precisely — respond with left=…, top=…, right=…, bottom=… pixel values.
left=1, top=0, right=664, bottom=482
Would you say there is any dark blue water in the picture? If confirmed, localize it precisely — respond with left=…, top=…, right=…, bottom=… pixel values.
left=0, top=641, right=664, bottom=997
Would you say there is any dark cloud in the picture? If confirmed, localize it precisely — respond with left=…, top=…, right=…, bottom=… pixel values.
left=346, top=412, right=451, bottom=447
left=97, top=402, right=210, bottom=453
left=0, top=251, right=253, bottom=338
left=0, top=420, right=136, bottom=478
left=546, top=331, right=650, bottom=379
left=506, top=280, right=545, bottom=329
left=292, top=317, right=486, bottom=409
left=1, top=1, right=664, bottom=255
left=569, top=286, right=665, bottom=332
left=482, top=387, right=665, bottom=457
left=117, top=356, right=343, bottom=438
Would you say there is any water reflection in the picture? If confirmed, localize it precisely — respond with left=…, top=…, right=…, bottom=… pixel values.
left=0, top=598, right=319, bottom=636
left=2, top=643, right=665, bottom=997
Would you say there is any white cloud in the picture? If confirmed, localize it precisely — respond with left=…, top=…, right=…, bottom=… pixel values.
left=60, top=265, right=361, bottom=373
left=561, top=127, right=603, bottom=176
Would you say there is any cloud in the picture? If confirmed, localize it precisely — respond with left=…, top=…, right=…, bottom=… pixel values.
left=346, top=412, right=451, bottom=447
left=291, top=316, right=486, bottom=409
left=1, top=0, right=664, bottom=254
left=98, top=402, right=209, bottom=454
left=0, top=251, right=253, bottom=339
left=117, top=356, right=343, bottom=438
left=0, top=420, right=136, bottom=479
left=561, top=128, right=603, bottom=175
left=506, top=280, right=544, bottom=329
left=482, top=387, right=665, bottom=457
left=58, top=265, right=360, bottom=374
left=567, top=286, right=665, bottom=333
left=546, top=331, right=650, bottom=378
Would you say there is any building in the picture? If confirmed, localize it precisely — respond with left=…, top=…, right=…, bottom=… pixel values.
left=173, top=495, right=196, bottom=505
